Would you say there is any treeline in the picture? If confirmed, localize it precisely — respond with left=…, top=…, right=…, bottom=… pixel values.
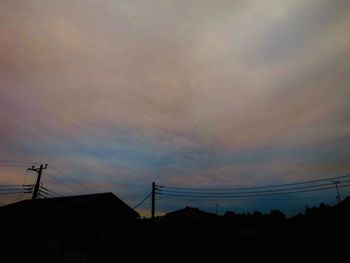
left=138, top=197, right=350, bottom=257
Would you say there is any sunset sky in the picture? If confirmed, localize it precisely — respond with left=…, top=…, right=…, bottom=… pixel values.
left=1, top=0, right=350, bottom=216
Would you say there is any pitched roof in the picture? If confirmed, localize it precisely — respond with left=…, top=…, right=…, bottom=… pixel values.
left=163, top=206, right=216, bottom=222
left=0, top=192, right=139, bottom=219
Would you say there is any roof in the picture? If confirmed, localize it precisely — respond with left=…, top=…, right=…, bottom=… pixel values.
left=163, top=206, right=216, bottom=223
left=0, top=192, right=139, bottom=219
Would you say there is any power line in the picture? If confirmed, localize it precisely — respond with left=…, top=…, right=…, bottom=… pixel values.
left=44, top=172, right=82, bottom=195
left=39, top=185, right=62, bottom=197
left=0, top=184, right=33, bottom=187
left=39, top=185, right=50, bottom=192
left=0, top=165, right=35, bottom=201
left=159, top=174, right=350, bottom=191
left=0, top=163, right=32, bottom=169
left=0, top=191, right=32, bottom=195
left=19, top=170, right=32, bottom=200
left=158, top=179, right=350, bottom=196
left=0, top=188, right=32, bottom=191
left=49, top=165, right=93, bottom=192
left=158, top=183, right=350, bottom=199
left=0, top=185, right=33, bottom=192
left=46, top=190, right=61, bottom=197
left=38, top=190, right=55, bottom=199
left=0, top=159, right=39, bottom=165
left=38, top=189, right=57, bottom=199
left=0, top=182, right=33, bottom=201
left=47, top=165, right=95, bottom=194
left=44, top=172, right=84, bottom=195
left=46, top=192, right=59, bottom=198
left=0, top=160, right=39, bottom=170
left=22, top=169, right=30, bottom=189
left=133, top=192, right=152, bottom=209
left=38, top=192, right=49, bottom=199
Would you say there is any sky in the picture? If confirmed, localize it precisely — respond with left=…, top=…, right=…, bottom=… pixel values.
left=1, top=0, right=350, bottom=216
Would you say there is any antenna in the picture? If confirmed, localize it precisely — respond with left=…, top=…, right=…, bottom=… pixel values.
left=331, top=180, right=341, bottom=202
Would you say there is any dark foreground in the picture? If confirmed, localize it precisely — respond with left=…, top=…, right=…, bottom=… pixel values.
left=1, top=196, right=349, bottom=262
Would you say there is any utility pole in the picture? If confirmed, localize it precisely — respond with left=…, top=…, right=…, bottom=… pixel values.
left=151, top=182, right=155, bottom=221
left=332, top=180, right=342, bottom=202
left=28, top=164, right=47, bottom=200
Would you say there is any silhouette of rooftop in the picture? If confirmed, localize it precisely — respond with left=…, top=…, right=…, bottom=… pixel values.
left=0, top=192, right=140, bottom=219
left=163, top=206, right=216, bottom=222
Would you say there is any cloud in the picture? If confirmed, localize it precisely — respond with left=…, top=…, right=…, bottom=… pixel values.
left=0, top=0, right=350, bottom=212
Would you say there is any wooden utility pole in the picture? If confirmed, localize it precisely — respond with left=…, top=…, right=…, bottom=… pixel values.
left=151, top=181, right=155, bottom=221
left=28, top=164, right=47, bottom=200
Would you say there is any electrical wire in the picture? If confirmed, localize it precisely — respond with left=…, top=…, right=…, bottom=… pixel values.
left=0, top=188, right=32, bottom=191
left=44, top=172, right=84, bottom=195
left=22, top=169, right=30, bottom=189
left=159, top=174, right=350, bottom=191
left=48, top=165, right=95, bottom=193
left=0, top=191, right=32, bottom=195
left=0, top=184, right=33, bottom=188
left=158, top=179, right=350, bottom=196
left=133, top=192, right=152, bottom=209
left=39, top=185, right=62, bottom=197
left=0, top=159, right=39, bottom=165
left=158, top=182, right=350, bottom=199
left=39, top=186, right=61, bottom=197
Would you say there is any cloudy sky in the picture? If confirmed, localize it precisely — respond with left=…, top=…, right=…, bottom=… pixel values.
left=1, top=0, right=350, bottom=216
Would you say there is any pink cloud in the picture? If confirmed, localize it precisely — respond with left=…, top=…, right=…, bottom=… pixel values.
left=1, top=0, right=350, bottom=210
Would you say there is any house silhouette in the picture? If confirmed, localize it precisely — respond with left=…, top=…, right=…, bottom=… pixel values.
left=0, top=192, right=139, bottom=220
left=0, top=193, right=139, bottom=262
left=163, top=206, right=216, bottom=223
